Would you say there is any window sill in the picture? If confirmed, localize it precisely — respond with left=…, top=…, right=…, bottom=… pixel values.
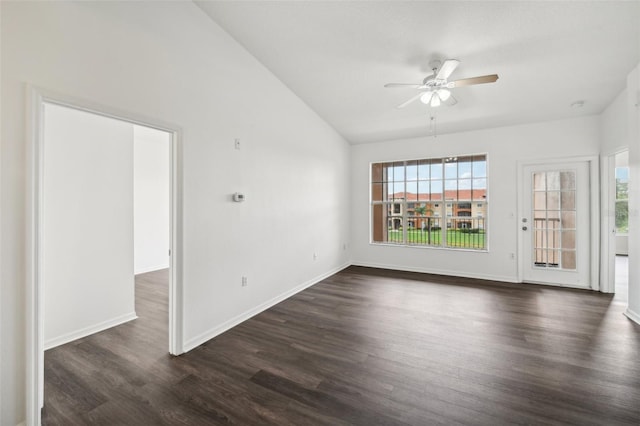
left=370, top=242, right=489, bottom=253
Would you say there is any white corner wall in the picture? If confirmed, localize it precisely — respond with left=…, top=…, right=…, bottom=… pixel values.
left=350, top=116, right=600, bottom=283
left=134, top=125, right=170, bottom=275
left=600, top=89, right=628, bottom=156
left=626, top=64, right=640, bottom=324
left=43, top=103, right=136, bottom=350
left=1, top=2, right=350, bottom=424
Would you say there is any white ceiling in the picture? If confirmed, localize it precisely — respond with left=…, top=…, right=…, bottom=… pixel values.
left=196, top=1, right=640, bottom=144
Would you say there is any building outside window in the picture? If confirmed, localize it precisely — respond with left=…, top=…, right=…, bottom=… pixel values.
left=371, top=155, right=487, bottom=249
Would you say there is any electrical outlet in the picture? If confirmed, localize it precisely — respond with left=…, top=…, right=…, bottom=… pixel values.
left=234, top=138, right=241, bottom=150
left=313, top=252, right=318, bottom=261
left=241, top=276, right=248, bottom=287
left=509, top=253, right=515, bottom=260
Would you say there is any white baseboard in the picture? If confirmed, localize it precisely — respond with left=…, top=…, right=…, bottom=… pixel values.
left=624, top=308, right=640, bottom=325
left=351, top=260, right=519, bottom=284
left=135, top=263, right=170, bottom=275
left=44, top=311, right=138, bottom=350
left=183, top=262, right=351, bottom=352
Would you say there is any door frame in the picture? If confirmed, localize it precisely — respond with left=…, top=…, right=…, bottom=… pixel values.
left=600, top=149, right=629, bottom=294
left=516, top=156, right=600, bottom=289
left=26, top=86, right=184, bottom=426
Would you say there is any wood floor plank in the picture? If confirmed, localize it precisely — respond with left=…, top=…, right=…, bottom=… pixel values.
left=43, top=266, right=640, bottom=425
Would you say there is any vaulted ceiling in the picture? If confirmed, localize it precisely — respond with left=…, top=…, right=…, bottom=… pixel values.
left=196, top=1, right=640, bottom=144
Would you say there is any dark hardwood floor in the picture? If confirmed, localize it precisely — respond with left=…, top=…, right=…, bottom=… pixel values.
left=43, top=266, right=640, bottom=425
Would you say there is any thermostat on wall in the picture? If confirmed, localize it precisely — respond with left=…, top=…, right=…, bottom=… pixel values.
left=233, top=192, right=245, bottom=202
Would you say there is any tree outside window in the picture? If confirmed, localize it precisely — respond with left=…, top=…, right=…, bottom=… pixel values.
left=615, top=167, right=629, bottom=233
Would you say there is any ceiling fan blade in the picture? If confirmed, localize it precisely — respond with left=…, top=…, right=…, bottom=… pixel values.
left=435, top=59, right=460, bottom=80
left=384, top=83, right=423, bottom=88
left=449, top=74, right=499, bottom=88
left=397, top=92, right=424, bottom=108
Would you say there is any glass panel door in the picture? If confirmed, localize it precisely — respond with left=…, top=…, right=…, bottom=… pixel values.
left=522, top=161, right=590, bottom=288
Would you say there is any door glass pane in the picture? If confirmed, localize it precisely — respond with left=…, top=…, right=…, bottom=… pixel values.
left=534, top=172, right=546, bottom=190
left=561, top=211, right=576, bottom=229
left=561, top=172, right=575, bottom=190
left=531, top=170, right=577, bottom=270
left=547, top=192, right=560, bottom=210
left=561, top=192, right=575, bottom=210
left=561, top=250, right=576, bottom=269
left=547, top=172, right=560, bottom=190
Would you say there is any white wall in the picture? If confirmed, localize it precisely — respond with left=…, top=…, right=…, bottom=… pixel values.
left=350, top=116, right=600, bottom=283
left=1, top=2, right=350, bottom=424
left=43, top=103, right=136, bottom=349
left=627, top=64, right=640, bottom=324
left=134, top=125, right=170, bottom=275
left=600, top=88, right=628, bottom=155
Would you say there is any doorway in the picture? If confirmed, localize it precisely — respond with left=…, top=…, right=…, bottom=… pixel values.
left=613, top=150, right=629, bottom=302
left=27, top=88, right=183, bottom=425
left=518, top=157, right=599, bottom=289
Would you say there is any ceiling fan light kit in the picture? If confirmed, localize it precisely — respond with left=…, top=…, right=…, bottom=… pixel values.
left=385, top=58, right=499, bottom=109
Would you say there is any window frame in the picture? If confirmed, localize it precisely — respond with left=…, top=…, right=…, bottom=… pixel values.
left=369, top=153, right=489, bottom=252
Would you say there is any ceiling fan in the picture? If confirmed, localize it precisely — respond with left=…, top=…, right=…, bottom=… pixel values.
left=385, top=59, right=499, bottom=108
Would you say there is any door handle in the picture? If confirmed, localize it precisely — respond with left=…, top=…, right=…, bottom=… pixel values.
left=522, top=226, right=528, bottom=231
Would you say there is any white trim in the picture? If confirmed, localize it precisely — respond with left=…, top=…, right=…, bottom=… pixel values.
left=135, top=264, right=170, bottom=275
left=26, top=86, right=184, bottom=426
left=600, top=154, right=617, bottom=293
left=44, top=312, right=137, bottom=351
left=521, top=279, right=591, bottom=291
left=351, top=261, right=518, bottom=284
left=624, top=308, right=640, bottom=325
left=516, top=156, right=600, bottom=290
left=183, top=262, right=351, bottom=352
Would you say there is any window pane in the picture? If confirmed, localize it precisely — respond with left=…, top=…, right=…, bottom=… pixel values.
left=372, top=163, right=385, bottom=182
left=472, top=178, right=487, bottom=201
left=406, top=180, right=417, bottom=195
left=445, top=179, right=457, bottom=192
left=473, top=156, right=487, bottom=178
left=372, top=204, right=388, bottom=243
left=392, top=162, right=404, bottom=182
left=390, top=182, right=404, bottom=199
left=445, top=162, right=457, bottom=179
left=406, top=161, right=418, bottom=181
left=430, top=162, right=443, bottom=180
left=372, top=183, right=384, bottom=202
left=418, top=161, right=429, bottom=180
left=418, top=181, right=430, bottom=200
left=431, top=180, right=443, bottom=197
left=458, top=160, right=472, bottom=179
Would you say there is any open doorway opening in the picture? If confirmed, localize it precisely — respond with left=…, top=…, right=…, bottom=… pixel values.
left=27, top=89, right=182, bottom=425
left=613, top=151, right=629, bottom=304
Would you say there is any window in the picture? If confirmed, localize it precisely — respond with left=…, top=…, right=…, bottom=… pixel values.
left=371, top=155, right=487, bottom=249
left=616, top=166, right=629, bottom=233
